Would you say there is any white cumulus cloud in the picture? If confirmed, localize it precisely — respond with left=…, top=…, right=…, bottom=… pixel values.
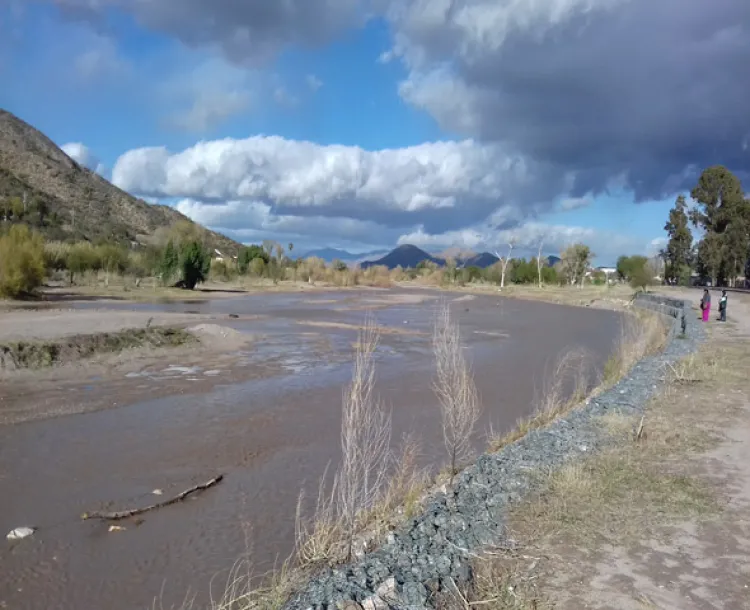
left=111, top=135, right=563, bottom=235
left=398, top=220, right=652, bottom=263
left=61, top=142, right=106, bottom=175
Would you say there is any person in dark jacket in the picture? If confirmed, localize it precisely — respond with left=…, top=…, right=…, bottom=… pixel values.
left=700, top=289, right=711, bottom=322
left=718, top=290, right=728, bottom=322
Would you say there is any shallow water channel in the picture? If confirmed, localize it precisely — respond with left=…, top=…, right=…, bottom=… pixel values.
left=0, top=290, right=623, bottom=610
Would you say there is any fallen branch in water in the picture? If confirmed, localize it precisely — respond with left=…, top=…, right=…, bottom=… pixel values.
left=81, top=475, right=224, bottom=521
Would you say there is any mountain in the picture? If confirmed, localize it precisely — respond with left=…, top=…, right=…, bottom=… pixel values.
left=0, top=109, right=240, bottom=252
left=360, top=244, right=444, bottom=269
left=300, top=247, right=388, bottom=263
left=546, top=255, right=561, bottom=267
left=461, top=252, right=500, bottom=268
left=436, top=247, right=477, bottom=261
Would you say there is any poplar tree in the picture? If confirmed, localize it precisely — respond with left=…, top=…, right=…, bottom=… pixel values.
left=663, top=195, right=693, bottom=284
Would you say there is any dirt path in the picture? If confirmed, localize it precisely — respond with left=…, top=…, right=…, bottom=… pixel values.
left=467, top=292, right=750, bottom=610
left=564, top=296, right=750, bottom=610
left=573, top=287, right=750, bottom=610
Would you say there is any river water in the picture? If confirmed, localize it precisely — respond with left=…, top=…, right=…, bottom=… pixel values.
left=0, top=290, right=622, bottom=610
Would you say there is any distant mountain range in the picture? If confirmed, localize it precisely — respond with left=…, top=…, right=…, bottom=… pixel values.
left=299, top=247, right=389, bottom=263
left=360, top=245, right=444, bottom=269
left=357, top=245, right=562, bottom=270
left=301, top=244, right=563, bottom=270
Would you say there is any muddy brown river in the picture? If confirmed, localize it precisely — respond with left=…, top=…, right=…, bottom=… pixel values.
left=0, top=289, right=623, bottom=610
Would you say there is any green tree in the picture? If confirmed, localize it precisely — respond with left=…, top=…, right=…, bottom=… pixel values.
left=127, top=246, right=161, bottom=281
left=238, top=244, right=269, bottom=273
left=689, top=165, right=750, bottom=286
left=332, top=259, right=348, bottom=272
left=98, top=244, right=128, bottom=284
left=65, top=242, right=99, bottom=284
left=721, top=206, right=750, bottom=286
left=629, top=263, right=654, bottom=290
left=616, top=255, right=649, bottom=281
left=696, top=233, right=724, bottom=285
left=560, top=244, right=592, bottom=287
left=541, top=264, right=558, bottom=285
left=663, top=195, right=693, bottom=284
left=248, top=257, right=266, bottom=277
left=0, top=224, right=46, bottom=298
left=160, top=240, right=179, bottom=285
left=179, top=241, right=211, bottom=290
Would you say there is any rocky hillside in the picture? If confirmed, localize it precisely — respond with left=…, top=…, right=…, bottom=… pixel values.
left=0, top=109, right=240, bottom=252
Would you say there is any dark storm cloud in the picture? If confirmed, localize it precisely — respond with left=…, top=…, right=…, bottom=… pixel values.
left=395, top=0, right=750, bottom=200
left=53, top=0, right=370, bottom=64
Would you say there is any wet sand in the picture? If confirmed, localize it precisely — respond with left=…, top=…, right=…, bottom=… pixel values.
left=0, top=289, right=623, bottom=610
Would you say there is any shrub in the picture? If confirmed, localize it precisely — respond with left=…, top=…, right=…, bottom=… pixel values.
left=179, top=240, right=211, bottom=289
left=248, top=257, right=266, bottom=277
left=210, top=258, right=233, bottom=281
left=65, top=242, right=101, bottom=283
left=238, top=244, right=269, bottom=273
left=629, top=263, right=654, bottom=290
left=159, top=240, right=179, bottom=284
left=0, top=224, right=46, bottom=298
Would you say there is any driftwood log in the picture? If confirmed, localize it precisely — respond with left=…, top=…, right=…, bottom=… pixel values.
left=82, top=475, right=224, bottom=521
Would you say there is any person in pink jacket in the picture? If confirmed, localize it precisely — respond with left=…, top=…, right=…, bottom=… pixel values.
left=700, top=289, right=711, bottom=322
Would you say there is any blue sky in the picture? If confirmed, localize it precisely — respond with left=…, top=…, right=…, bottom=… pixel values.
left=2, top=0, right=747, bottom=265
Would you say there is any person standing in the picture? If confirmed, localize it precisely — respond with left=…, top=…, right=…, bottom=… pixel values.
left=718, top=290, right=728, bottom=322
left=700, top=288, right=711, bottom=322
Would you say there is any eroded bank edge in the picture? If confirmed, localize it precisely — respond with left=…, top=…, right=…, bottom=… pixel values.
left=284, top=293, right=704, bottom=610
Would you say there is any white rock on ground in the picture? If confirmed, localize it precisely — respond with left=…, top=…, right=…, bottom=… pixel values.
left=7, top=527, right=35, bottom=540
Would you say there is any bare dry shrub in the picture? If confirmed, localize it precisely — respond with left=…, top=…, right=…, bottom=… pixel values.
left=295, top=315, right=393, bottom=565
left=359, top=265, right=392, bottom=287
left=336, top=313, right=392, bottom=559
left=359, top=433, right=428, bottom=533
left=432, top=300, right=482, bottom=480
left=603, top=309, right=667, bottom=385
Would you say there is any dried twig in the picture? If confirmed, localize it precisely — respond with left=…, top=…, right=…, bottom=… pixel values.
left=635, top=416, right=645, bottom=441
left=82, top=475, right=224, bottom=521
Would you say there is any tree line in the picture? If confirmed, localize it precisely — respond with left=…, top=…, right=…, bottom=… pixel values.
left=662, top=165, right=750, bottom=287
left=0, top=220, right=300, bottom=298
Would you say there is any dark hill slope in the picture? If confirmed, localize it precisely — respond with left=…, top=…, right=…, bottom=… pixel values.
left=0, top=109, right=240, bottom=252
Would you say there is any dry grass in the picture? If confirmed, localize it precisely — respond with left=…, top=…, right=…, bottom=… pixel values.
left=435, top=552, right=552, bottom=610
left=512, top=453, right=717, bottom=548
left=602, top=309, right=668, bottom=386
left=443, top=337, right=749, bottom=610
left=401, top=281, right=636, bottom=310
left=488, top=348, right=591, bottom=452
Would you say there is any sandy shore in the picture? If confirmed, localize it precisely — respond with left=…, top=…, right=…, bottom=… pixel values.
left=0, top=309, right=257, bottom=342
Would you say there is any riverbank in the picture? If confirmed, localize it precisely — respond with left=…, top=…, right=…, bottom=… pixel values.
left=257, top=291, right=750, bottom=610
left=0, top=326, right=195, bottom=371
left=0, top=290, right=627, bottom=610
left=461, top=289, right=750, bottom=609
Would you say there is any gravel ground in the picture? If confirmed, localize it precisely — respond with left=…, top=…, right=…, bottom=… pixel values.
left=284, top=294, right=704, bottom=610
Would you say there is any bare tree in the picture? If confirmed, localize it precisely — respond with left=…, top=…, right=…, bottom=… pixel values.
left=432, top=301, right=482, bottom=482
left=560, top=243, right=592, bottom=288
left=336, top=313, right=392, bottom=560
left=536, top=236, right=546, bottom=288
left=494, top=239, right=515, bottom=289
